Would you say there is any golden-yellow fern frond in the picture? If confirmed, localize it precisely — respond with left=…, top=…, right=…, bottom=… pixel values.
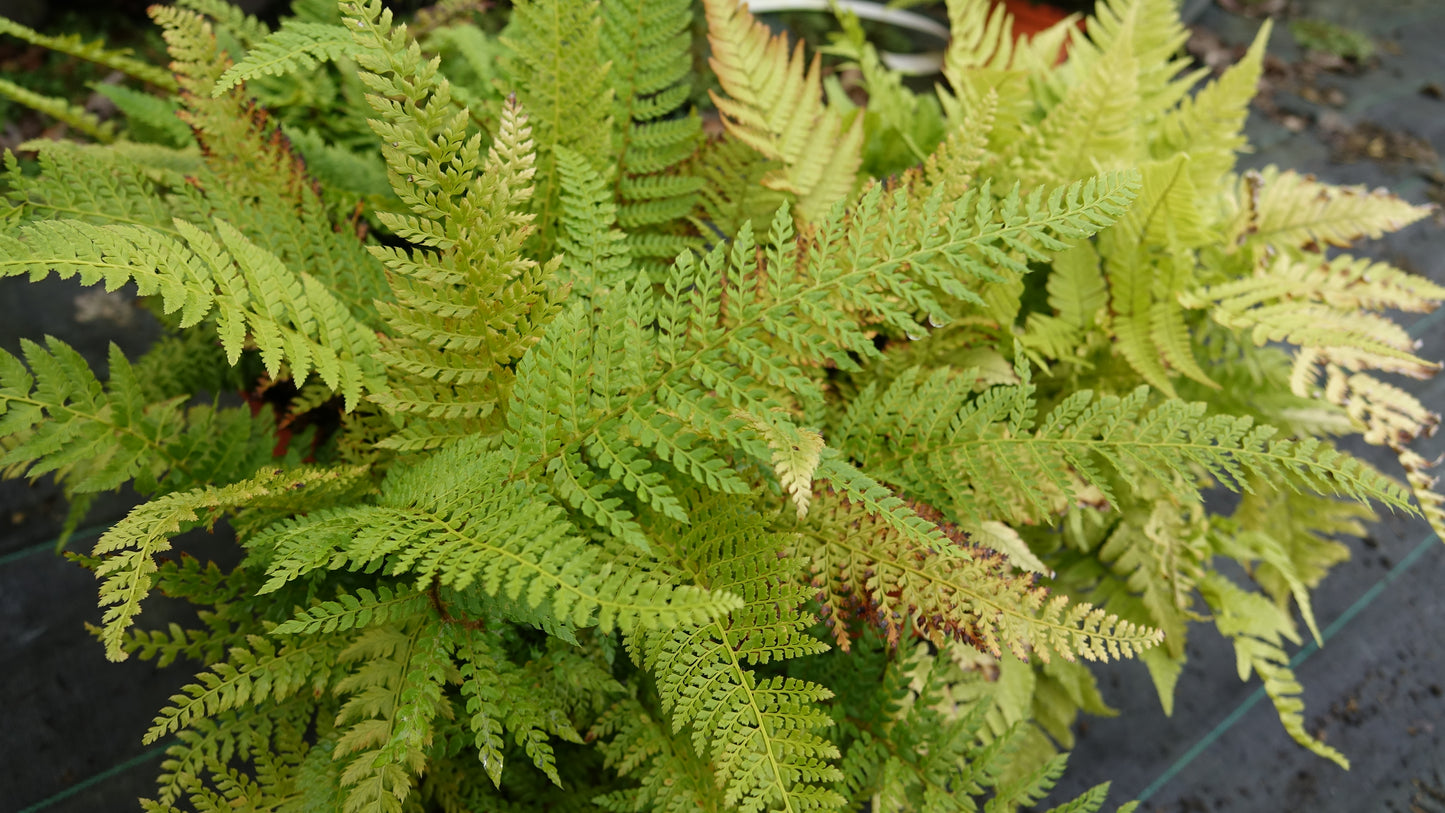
left=1229, top=166, right=1435, bottom=251
left=702, top=0, right=862, bottom=220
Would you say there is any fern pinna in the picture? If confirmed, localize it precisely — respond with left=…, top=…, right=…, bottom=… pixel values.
left=0, top=0, right=1440, bottom=809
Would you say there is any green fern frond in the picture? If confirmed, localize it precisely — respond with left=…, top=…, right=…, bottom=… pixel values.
left=143, top=4, right=394, bottom=328
left=1024, top=32, right=1137, bottom=183
left=920, top=87, right=997, bottom=202
left=1071, top=0, right=1197, bottom=121
left=600, top=0, right=704, bottom=264
left=255, top=436, right=741, bottom=631
left=215, top=21, right=359, bottom=93
left=92, top=83, right=194, bottom=147
left=1099, top=500, right=1209, bottom=657
left=1151, top=22, right=1270, bottom=194
left=702, top=0, right=863, bottom=220
left=176, top=0, right=272, bottom=46
left=943, top=0, right=1021, bottom=75
left=2, top=138, right=201, bottom=231
left=333, top=621, right=453, bottom=813
left=1047, top=241, right=1107, bottom=330
left=641, top=499, right=844, bottom=813
left=834, top=365, right=1416, bottom=530
left=0, top=76, right=116, bottom=142
left=689, top=133, right=788, bottom=236
left=284, top=125, right=392, bottom=199
left=273, top=584, right=431, bottom=635
left=144, top=632, right=342, bottom=744
left=94, top=465, right=370, bottom=661
left=0, top=14, right=176, bottom=90
left=555, top=144, right=632, bottom=292
left=500, top=0, right=616, bottom=254
left=1200, top=571, right=1348, bottom=768
left=594, top=698, right=725, bottom=813
left=0, top=217, right=385, bottom=409
left=344, top=0, right=564, bottom=445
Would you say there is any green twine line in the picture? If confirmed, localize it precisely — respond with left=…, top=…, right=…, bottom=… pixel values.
left=1136, top=532, right=1440, bottom=803
left=0, top=524, right=108, bottom=568
left=17, top=740, right=172, bottom=813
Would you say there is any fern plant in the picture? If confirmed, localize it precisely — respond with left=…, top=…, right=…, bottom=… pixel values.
left=0, top=0, right=1440, bottom=809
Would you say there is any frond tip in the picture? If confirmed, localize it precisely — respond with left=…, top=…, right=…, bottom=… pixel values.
left=805, top=483, right=1164, bottom=663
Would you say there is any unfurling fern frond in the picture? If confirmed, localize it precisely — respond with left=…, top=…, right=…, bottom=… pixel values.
left=702, top=0, right=864, bottom=220
left=639, top=500, right=844, bottom=813
left=344, top=0, right=564, bottom=447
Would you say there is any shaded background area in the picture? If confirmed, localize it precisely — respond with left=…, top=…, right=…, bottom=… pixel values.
left=0, top=1, right=1443, bottom=812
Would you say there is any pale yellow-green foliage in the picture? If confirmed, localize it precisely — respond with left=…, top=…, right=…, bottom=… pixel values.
left=701, top=0, right=863, bottom=220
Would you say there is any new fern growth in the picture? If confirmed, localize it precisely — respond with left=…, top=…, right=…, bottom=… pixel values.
left=1, top=0, right=1440, bottom=808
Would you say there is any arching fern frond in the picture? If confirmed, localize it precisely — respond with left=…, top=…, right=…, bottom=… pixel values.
left=803, top=489, right=1164, bottom=663
left=832, top=364, right=1416, bottom=529
left=1199, top=571, right=1348, bottom=769
left=94, top=465, right=371, bottom=661
left=145, top=633, right=345, bottom=744
left=1184, top=253, right=1445, bottom=381
left=0, top=76, right=116, bottom=142
left=0, top=14, right=176, bottom=90
left=215, top=21, right=360, bottom=94
left=0, top=216, right=385, bottom=409
left=1229, top=166, right=1435, bottom=252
